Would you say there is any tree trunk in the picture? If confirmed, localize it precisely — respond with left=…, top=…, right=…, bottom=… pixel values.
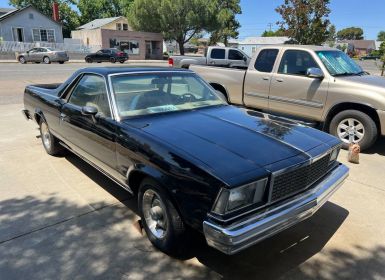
left=177, top=39, right=185, bottom=55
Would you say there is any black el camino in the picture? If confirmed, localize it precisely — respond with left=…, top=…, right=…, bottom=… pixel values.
left=22, top=67, right=349, bottom=255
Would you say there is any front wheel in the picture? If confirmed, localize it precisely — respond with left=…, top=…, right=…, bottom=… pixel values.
left=138, top=178, right=187, bottom=256
left=39, top=120, right=63, bottom=156
left=329, top=110, right=378, bottom=150
left=110, top=57, right=116, bottom=63
left=19, top=56, right=26, bottom=64
left=43, top=56, right=51, bottom=64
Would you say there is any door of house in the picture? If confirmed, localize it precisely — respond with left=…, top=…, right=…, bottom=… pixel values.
left=145, top=41, right=151, bottom=59
left=12, top=27, right=24, bottom=42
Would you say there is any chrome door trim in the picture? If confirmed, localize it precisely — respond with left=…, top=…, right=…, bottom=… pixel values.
left=269, top=95, right=324, bottom=109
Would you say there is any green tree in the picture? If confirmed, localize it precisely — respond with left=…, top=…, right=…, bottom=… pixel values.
left=76, top=0, right=132, bottom=24
left=8, top=0, right=79, bottom=38
left=275, top=0, right=331, bottom=45
left=261, top=29, right=285, bottom=37
left=208, top=0, right=241, bottom=46
left=128, top=0, right=217, bottom=55
left=337, top=27, right=364, bottom=40
left=327, top=24, right=336, bottom=41
left=378, top=31, right=385, bottom=41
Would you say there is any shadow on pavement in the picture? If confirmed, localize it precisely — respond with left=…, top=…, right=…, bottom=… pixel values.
left=364, top=137, right=385, bottom=156
left=1, top=153, right=383, bottom=279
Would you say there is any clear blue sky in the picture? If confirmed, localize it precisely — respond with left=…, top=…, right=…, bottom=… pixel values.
left=0, top=0, right=384, bottom=40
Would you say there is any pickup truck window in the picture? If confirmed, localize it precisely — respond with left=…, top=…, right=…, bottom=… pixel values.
left=110, top=73, right=225, bottom=118
left=254, top=49, right=279, bottom=72
left=278, top=50, right=318, bottom=76
left=316, top=50, right=363, bottom=76
left=211, top=49, right=226, bottom=59
left=68, top=74, right=111, bottom=117
left=228, top=50, right=244, bottom=60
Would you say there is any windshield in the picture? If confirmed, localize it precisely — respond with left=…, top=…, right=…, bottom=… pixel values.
left=110, top=72, right=226, bottom=118
left=45, top=48, right=54, bottom=51
left=316, top=50, right=363, bottom=76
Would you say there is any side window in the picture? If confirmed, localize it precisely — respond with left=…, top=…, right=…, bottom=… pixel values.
left=210, top=48, right=225, bottom=59
left=278, top=50, right=319, bottom=76
left=228, top=50, right=244, bottom=60
left=254, top=49, right=279, bottom=73
left=68, top=75, right=111, bottom=118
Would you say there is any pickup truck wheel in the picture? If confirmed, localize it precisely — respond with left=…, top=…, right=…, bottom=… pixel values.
left=329, top=110, right=378, bottom=150
left=39, top=121, right=63, bottom=156
left=138, top=178, right=187, bottom=256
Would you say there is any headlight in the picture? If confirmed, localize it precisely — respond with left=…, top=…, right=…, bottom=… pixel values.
left=212, top=178, right=268, bottom=214
left=330, top=147, right=340, bottom=162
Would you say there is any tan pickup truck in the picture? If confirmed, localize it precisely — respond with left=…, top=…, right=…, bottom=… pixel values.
left=191, top=45, right=385, bottom=150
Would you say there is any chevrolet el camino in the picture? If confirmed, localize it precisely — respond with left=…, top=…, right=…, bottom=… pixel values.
left=22, top=67, right=349, bottom=255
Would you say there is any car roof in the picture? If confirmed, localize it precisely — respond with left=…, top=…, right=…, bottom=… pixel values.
left=79, top=66, right=193, bottom=76
left=260, top=45, right=338, bottom=51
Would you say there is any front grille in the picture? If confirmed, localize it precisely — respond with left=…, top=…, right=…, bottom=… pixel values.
left=270, top=154, right=330, bottom=202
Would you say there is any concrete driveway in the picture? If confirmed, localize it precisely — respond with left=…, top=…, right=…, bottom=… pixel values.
left=0, top=63, right=384, bottom=279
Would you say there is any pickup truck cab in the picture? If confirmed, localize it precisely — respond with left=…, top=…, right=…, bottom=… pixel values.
left=192, top=45, right=385, bottom=150
left=169, top=46, right=250, bottom=69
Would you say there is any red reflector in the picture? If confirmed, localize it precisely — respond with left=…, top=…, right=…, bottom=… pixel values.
left=168, top=58, right=174, bottom=67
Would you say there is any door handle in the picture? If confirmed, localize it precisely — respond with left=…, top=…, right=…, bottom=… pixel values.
left=60, top=113, right=67, bottom=120
left=262, top=77, right=269, bottom=81
left=276, top=79, right=284, bottom=82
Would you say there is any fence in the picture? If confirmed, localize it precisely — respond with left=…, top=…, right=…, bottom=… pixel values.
left=0, top=41, right=101, bottom=53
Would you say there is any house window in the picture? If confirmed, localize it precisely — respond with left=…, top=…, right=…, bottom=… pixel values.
left=116, top=23, right=122, bottom=30
left=123, top=24, right=128, bottom=31
left=32, top=29, right=55, bottom=42
left=29, top=13, right=34, bottom=19
left=119, top=40, right=140, bottom=55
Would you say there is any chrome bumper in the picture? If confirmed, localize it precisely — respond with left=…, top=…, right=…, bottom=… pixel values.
left=203, top=164, right=349, bottom=255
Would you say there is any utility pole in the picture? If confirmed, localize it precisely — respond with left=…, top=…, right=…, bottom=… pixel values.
left=268, top=23, right=273, bottom=32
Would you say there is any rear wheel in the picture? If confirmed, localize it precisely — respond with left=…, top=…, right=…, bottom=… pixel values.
left=43, top=56, right=51, bottom=64
left=329, top=110, right=378, bottom=150
left=39, top=120, right=63, bottom=156
left=59, top=61, right=65, bottom=64
left=138, top=178, right=187, bottom=256
left=119, top=60, right=125, bottom=64
left=19, top=56, right=26, bottom=64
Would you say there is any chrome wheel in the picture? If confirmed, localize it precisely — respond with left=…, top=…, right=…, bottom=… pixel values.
left=19, top=57, right=26, bottom=64
left=337, top=118, right=365, bottom=144
left=40, top=122, right=51, bottom=150
left=142, top=189, right=168, bottom=239
left=43, top=57, right=50, bottom=64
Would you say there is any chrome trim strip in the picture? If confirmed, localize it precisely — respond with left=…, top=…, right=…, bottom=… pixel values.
left=245, top=92, right=268, bottom=99
left=203, top=164, right=349, bottom=255
left=269, top=95, right=324, bottom=109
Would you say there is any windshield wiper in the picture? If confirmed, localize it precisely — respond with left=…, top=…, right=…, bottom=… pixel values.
left=333, top=72, right=357, bottom=77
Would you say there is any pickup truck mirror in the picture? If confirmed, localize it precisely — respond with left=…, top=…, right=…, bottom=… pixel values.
left=243, top=56, right=247, bottom=62
left=306, top=67, right=324, bottom=79
left=81, top=106, right=98, bottom=116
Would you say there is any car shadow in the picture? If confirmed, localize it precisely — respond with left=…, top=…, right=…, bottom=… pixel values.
left=362, top=137, right=385, bottom=156
left=63, top=153, right=350, bottom=279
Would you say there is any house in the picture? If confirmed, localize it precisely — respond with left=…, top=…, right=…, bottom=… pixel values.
left=345, top=40, right=376, bottom=55
left=71, top=17, right=163, bottom=60
left=0, top=5, right=63, bottom=43
left=237, top=36, right=289, bottom=56
left=375, top=41, right=384, bottom=51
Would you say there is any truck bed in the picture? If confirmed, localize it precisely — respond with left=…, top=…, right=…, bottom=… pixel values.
left=190, top=65, right=246, bottom=105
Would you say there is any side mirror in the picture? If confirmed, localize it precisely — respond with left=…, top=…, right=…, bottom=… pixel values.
left=306, top=67, right=324, bottom=79
left=81, top=106, right=98, bottom=116
left=243, top=56, right=247, bottom=62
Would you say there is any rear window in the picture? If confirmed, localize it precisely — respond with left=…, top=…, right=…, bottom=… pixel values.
left=211, top=49, right=225, bottom=59
left=254, top=49, right=279, bottom=73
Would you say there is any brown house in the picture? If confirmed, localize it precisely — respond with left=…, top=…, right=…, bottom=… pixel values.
left=345, top=40, right=376, bottom=56
left=71, top=17, right=163, bottom=60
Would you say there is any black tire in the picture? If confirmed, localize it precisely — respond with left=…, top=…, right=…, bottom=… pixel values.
left=39, top=119, right=63, bottom=156
left=329, top=110, right=378, bottom=150
left=59, top=61, right=65, bottom=64
left=119, top=60, right=125, bottom=64
left=110, top=57, right=116, bottom=63
left=138, top=178, right=187, bottom=256
left=18, top=56, right=26, bottom=64
left=86, top=57, right=93, bottom=63
left=43, top=56, right=51, bottom=64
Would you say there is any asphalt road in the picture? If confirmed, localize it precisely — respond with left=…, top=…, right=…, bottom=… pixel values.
left=0, top=63, right=384, bottom=279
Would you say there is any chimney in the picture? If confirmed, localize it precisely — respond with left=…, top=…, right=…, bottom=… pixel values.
left=52, top=2, right=59, bottom=22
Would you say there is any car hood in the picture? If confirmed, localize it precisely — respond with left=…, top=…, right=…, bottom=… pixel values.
left=124, top=106, right=339, bottom=185
left=336, top=75, right=385, bottom=93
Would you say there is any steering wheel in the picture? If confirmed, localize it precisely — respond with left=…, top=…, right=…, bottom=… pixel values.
left=179, top=93, right=196, bottom=103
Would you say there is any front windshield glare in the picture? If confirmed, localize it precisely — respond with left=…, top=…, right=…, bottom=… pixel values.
left=316, top=50, right=363, bottom=76
left=110, top=73, right=226, bottom=118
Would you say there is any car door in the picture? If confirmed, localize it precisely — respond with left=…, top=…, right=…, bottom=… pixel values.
left=101, top=49, right=111, bottom=61
left=35, top=48, right=46, bottom=61
left=243, top=48, right=280, bottom=111
left=60, top=73, right=118, bottom=177
left=94, top=50, right=104, bottom=62
left=269, top=49, right=329, bottom=121
left=26, top=48, right=39, bottom=62
left=207, top=48, right=227, bottom=66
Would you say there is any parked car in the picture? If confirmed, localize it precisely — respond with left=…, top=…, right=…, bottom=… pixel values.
left=191, top=45, right=385, bottom=150
left=22, top=67, right=349, bottom=255
left=17, top=47, right=69, bottom=64
left=169, top=46, right=250, bottom=69
left=85, top=48, right=128, bottom=63
left=359, top=54, right=381, bottom=60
